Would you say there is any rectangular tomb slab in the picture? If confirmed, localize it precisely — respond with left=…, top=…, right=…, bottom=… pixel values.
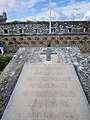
left=1, top=63, right=90, bottom=120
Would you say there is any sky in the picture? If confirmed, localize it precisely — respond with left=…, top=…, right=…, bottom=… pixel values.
left=0, top=0, right=90, bottom=21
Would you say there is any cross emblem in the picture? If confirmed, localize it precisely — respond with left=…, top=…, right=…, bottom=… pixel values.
left=40, top=48, right=57, bottom=61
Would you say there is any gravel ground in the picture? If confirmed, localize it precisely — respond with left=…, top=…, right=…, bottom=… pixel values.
left=57, top=47, right=90, bottom=105
left=0, top=47, right=90, bottom=119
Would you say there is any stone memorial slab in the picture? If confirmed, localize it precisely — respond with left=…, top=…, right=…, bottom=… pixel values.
left=1, top=63, right=90, bottom=120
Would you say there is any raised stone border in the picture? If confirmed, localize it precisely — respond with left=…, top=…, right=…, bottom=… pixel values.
left=0, top=47, right=90, bottom=119
left=57, top=47, right=90, bottom=105
left=0, top=48, right=28, bottom=119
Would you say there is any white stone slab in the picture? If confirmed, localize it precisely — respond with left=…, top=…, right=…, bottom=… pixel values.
left=1, top=63, right=90, bottom=120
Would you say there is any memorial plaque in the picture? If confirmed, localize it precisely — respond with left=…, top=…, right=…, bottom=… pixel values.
left=1, top=63, right=90, bottom=120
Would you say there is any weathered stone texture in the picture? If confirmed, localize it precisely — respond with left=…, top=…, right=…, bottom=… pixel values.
left=0, top=34, right=90, bottom=52
left=0, top=12, right=7, bottom=24
left=0, top=48, right=28, bottom=119
left=0, top=21, right=90, bottom=52
left=0, top=21, right=90, bottom=34
left=0, top=47, right=90, bottom=119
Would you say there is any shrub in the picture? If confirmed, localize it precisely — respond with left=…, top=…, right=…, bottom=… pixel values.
left=0, top=55, right=12, bottom=71
left=67, top=37, right=71, bottom=40
left=59, top=37, right=63, bottom=40
left=83, top=37, right=88, bottom=40
left=75, top=37, right=80, bottom=40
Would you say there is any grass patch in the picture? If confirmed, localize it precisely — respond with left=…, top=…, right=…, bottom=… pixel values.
left=0, top=55, right=12, bottom=72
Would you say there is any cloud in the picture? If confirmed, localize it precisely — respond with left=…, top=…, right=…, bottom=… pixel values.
left=70, top=0, right=75, bottom=4
left=0, top=0, right=90, bottom=21
left=82, top=11, right=90, bottom=20
left=25, top=0, right=90, bottom=21
left=31, top=8, right=36, bottom=13
left=0, top=0, right=46, bottom=14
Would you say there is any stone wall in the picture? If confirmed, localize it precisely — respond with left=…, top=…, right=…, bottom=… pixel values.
left=0, top=11, right=7, bottom=24
left=0, top=21, right=90, bottom=52
left=0, top=21, right=90, bottom=35
left=0, top=34, right=90, bottom=52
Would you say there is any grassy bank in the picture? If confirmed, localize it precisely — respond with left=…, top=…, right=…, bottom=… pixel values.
left=0, top=54, right=12, bottom=73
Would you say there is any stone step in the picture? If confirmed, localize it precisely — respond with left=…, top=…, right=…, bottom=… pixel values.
left=1, top=63, right=90, bottom=120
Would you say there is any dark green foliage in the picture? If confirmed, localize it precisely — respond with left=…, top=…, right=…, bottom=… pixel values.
left=0, top=55, right=12, bottom=71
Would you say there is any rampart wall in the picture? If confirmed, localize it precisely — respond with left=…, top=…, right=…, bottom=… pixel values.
left=0, top=21, right=90, bottom=35
left=0, top=21, right=90, bottom=52
left=0, top=34, right=90, bottom=52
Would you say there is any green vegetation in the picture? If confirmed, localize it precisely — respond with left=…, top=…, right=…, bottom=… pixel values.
left=0, top=55, right=12, bottom=73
